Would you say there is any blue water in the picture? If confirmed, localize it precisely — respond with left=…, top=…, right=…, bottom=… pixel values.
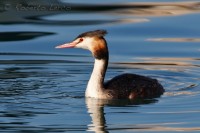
left=0, top=0, right=200, bottom=132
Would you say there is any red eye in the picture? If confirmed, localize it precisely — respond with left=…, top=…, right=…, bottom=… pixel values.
left=79, top=38, right=83, bottom=42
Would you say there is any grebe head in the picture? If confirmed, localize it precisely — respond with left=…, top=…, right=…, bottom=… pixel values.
left=56, top=29, right=108, bottom=59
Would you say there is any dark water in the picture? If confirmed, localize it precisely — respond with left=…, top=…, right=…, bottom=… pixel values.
left=0, top=0, right=200, bottom=132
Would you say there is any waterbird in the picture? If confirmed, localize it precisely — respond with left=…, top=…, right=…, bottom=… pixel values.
left=55, top=30, right=164, bottom=99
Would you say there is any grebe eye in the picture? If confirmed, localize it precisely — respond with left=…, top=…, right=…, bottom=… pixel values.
left=79, top=38, right=83, bottom=42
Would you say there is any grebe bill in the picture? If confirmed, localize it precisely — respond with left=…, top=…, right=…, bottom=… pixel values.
left=55, top=29, right=164, bottom=99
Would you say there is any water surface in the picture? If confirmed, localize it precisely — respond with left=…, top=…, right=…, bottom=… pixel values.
left=0, top=0, right=200, bottom=132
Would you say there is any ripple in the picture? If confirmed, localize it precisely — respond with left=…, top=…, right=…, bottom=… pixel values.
left=1, top=1, right=200, bottom=132
left=0, top=54, right=200, bottom=132
left=113, top=57, right=200, bottom=71
left=107, top=124, right=200, bottom=132
left=0, top=32, right=54, bottom=42
left=165, top=91, right=199, bottom=96
left=0, top=52, right=90, bottom=57
left=0, top=59, right=80, bottom=64
left=1, top=1, right=200, bottom=25
left=147, top=38, right=200, bottom=42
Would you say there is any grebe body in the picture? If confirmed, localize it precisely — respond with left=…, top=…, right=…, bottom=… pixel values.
left=56, top=30, right=164, bottom=99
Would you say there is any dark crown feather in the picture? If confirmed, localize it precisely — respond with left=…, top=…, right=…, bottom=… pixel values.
left=76, top=29, right=107, bottom=38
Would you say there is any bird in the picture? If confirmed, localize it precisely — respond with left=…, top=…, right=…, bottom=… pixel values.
left=55, top=29, right=164, bottom=100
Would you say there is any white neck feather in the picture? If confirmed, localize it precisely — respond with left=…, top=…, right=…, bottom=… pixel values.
left=85, top=59, right=107, bottom=98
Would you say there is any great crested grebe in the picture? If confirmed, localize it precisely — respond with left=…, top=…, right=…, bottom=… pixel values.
left=56, top=30, right=164, bottom=99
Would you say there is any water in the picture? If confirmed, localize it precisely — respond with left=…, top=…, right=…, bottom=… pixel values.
left=0, top=0, right=200, bottom=132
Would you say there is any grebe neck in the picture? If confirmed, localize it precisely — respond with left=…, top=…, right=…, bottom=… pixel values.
left=85, top=57, right=108, bottom=98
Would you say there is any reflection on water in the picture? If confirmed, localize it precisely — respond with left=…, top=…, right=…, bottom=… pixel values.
left=1, top=0, right=200, bottom=25
left=147, top=38, right=200, bottom=42
left=0, top=0, right=200, bottom=132
left=0, top=32, right=54, bottom=42
left=86, top=98, right=157, bottom=132
left=0, top=53, right=200, bottom=132
left=86, top=94, right=200, bottom=132
left=114, top=57, right=200, bottom=70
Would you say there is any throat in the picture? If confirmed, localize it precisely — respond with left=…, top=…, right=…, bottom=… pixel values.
left=85, top=58, right=108, bottom=98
